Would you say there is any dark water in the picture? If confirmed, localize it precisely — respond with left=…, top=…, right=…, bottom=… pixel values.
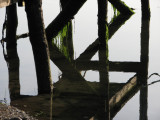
left=0, top=0, right=160, bottom=119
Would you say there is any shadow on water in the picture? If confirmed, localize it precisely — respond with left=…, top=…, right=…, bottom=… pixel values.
left=0, top=0, right=152, bottom=120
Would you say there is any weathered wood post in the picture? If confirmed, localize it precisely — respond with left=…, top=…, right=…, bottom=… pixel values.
left=139, top=12, right=150, bottom=120
left=97, top=0, right=110, bottom=119
left=5, top=3, right=20, bottom=100
left=24, top=0, right=52, bottom=94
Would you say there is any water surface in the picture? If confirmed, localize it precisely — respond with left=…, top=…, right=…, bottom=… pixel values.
left=0, top=0, right=160, bottom=119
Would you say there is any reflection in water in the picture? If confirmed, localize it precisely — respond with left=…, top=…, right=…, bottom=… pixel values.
left=2, top=4, right=20, bottom=101
left=53, top=20, right=74, bottom=62
left=139, top=15, right=150, bottom=120
left=25, top=0, right=52, bottom=94
left=0, top=0, right=154, bottom=120
left=97, top=0, right=109, bottom=119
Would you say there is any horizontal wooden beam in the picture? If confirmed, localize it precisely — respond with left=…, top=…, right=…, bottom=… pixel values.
left=0, top=0, right=19, bottom=8
left=74, top=61, right=141, bottom=72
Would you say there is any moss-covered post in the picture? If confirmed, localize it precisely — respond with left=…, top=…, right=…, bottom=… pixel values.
left=7, top=46, right=20, bottom=101
left=59, top=0, right=74, bottom=61
left=141, top=0, right=150, bottom=19
left=97, top=0, right=110, bottom=119
left=5, top=3, right=20, bottom=100
left=25, top=0, right=52, bottom=94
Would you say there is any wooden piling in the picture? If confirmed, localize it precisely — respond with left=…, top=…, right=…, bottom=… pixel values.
left=139, top=13, right=150, bottom=120
left=5, top=4, right=20, bottom=100
left=24, top=0, right=52, bottom=94
left=97, top=0, right=110, bottom=119
left=6, top=3, right=18, bottom=48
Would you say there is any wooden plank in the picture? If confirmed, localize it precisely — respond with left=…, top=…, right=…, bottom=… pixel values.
left=0, top=0, right=19, bottom=8
left=109, top=75, right=140, bottom=118
left=74, top=61, right=141, bottom=72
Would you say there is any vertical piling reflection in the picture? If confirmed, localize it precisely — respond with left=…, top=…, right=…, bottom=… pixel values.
left=5, top=4, right=20, bottom=101
left=141, top=0, right=150, bottom=19
left=7, top=46, right=20, bottom=101
left=25, top=0, right=52, bottom=94
left=139, top=15, right=150, bottom=120
left=56, top=0, right=74, bottom=61
left=97, top=0, right=110, bottom=119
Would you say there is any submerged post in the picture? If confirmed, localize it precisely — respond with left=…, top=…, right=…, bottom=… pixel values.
left=97, top=0, right=110, bottom=119
left=24, top=0, right=52, bottom=94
